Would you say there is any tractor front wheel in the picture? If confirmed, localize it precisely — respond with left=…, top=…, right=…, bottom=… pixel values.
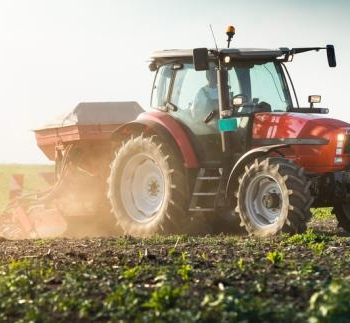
left=236, top=157, right=313, bottom=237
left=107, top=134, right=188, bottom=237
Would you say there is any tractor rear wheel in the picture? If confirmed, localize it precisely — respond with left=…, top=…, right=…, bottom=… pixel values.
left=236, top=157, right=313, bottom=237
left=107, top=134, right=188, bottom=237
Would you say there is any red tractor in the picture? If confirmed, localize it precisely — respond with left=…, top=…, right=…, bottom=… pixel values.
left=1, top=28, right=349, bottom=239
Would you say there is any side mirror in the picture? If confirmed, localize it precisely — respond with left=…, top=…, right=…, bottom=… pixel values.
left=193, top=48, right=209, bottom=71
left=326, top=45, right=336, bottom=67
left=232, top=94, right=248, bottom=107
left=232, top=96, right=244, bottom=106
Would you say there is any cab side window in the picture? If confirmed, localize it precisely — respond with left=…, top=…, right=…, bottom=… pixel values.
left=171, top=64, right=208, bottom=112
left=151, top=65, right=172, bottom=109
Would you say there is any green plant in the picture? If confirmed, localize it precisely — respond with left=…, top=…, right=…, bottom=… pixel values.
left=287, top=229, right=330, bottom=245
left=310, top=241, right=326, bottom=256
left=236, top=258, right=244, bottom=271
left=143, top=284, right=184, bottom=314
left=168, top=247, right=177, bottom=257
left=309, top=280, right=350, bottom=322
left=311, top=208, right=333, bottom=221
left=121, top=265, right=143, bottom=280
left=200, top=251, right=207, bottom=261
left=177, top=264, right=192, bottom=282
left=266, top=251, right=284, bottom=265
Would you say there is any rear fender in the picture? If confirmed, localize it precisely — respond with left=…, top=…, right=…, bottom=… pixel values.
left=225, top=144, right=288, bottom=197
left=111, top=117, right=199, bottom=168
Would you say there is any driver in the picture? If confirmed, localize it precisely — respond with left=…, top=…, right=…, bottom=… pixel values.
left=191, top=69, right=219, bottom=120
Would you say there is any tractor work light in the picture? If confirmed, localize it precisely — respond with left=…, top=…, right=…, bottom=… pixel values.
left=337, top=133, right=345, bottom=142
left=308, top=95, right=321, bottom=104
left=308, top=95, right=321, bottom=108
left=224, top=56, right=231, bottom=64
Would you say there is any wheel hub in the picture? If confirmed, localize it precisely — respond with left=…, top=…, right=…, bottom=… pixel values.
left=262, top=192, right=280, bottom=209
left=245, top=174, right=283, bottom=227
left=147, top=179, right=160, bottom=197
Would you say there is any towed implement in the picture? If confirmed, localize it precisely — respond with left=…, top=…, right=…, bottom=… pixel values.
left=1, top=26, right=350, bottom=239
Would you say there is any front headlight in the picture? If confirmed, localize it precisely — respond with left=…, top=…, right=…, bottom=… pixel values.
left=336, top=133, right=345, bottom=156
left=336, top=130, right=350, bottom=157
left=334, top=131, right=349, bottom=164
left=337, top=133, right=345, bottom=142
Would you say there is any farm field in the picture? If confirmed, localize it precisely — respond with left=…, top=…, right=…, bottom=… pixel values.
left=0, top=219, right=349, bottom=322
left=0, top=164, right=350, bottom=322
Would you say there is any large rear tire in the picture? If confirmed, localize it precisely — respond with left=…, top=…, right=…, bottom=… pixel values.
left=107, top=134, right=189, bottom=237
left=236, top=157, right=313, bottom=237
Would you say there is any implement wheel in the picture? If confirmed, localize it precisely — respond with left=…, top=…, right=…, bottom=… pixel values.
left=236, top=157, right=313, bottom=237
left=107, top=134, right=188, bottom=237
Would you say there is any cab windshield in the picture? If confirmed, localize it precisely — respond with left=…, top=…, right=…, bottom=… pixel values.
left=150, top=61, right=292, bottom=114
left=227, top=61, right=292, bottom=112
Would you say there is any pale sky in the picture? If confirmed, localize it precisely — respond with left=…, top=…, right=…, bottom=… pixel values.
left=0, top=0, right=349, bottom=163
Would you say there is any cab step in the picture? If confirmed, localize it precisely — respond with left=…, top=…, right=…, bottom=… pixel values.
left=188, top=168, right=221, bottom=212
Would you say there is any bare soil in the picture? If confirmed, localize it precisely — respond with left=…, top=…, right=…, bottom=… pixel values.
left=0, top=217, right=349, bottom=322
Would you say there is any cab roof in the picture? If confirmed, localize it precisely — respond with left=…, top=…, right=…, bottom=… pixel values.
left=151, top=48, right=288, bottom=62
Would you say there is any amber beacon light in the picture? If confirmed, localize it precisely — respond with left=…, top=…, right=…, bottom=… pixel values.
left=226, top=25, right=235, bottom=48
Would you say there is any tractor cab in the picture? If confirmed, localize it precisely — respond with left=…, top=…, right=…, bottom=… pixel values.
left=150, top=49, right=293, bottom=163
left=149, top=45, right=335, bottom=165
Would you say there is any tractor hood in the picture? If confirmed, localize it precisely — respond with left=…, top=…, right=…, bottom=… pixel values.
left=252, top=112, right=350, bottom=173
left=253, top=112, right=350, bottom=141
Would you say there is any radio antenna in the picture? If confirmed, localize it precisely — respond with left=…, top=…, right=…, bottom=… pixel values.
left=209, top=24, right=218, bottom=51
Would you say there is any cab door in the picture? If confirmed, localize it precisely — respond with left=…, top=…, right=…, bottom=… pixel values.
left=167, top=63, right=222, bottom=164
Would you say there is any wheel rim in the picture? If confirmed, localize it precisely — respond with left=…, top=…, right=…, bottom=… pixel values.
left=244, top=174, right=283, bottom=228
left=120, top=153, right=165, bottom=223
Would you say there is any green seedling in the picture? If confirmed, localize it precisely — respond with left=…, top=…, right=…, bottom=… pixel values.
left=177, top=264, right=192, bottom=282
left=266, top=251, right=284, bottom=265
left=237, top=258, right=244, bottom=271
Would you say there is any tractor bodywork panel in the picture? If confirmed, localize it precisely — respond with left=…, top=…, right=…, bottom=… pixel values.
left=137, top=111, right=199, bottom=168
left=252, top=112, right=350, bottom=173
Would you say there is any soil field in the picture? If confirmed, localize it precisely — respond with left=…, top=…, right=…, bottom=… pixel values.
left=0, top=217, right=349, bottom=322
left=0, top=165, right=350, bottom=322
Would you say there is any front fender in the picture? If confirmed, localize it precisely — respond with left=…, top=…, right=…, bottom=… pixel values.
left=110, top=115, right=199, bottom=168
left=225, top=144, right=289, bottom=197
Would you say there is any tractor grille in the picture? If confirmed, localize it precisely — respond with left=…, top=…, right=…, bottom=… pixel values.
left=345, top=133, right=350, bottom=154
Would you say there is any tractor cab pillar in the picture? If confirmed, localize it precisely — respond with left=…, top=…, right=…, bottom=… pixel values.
left=217, top=67, right=232, bottom=157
